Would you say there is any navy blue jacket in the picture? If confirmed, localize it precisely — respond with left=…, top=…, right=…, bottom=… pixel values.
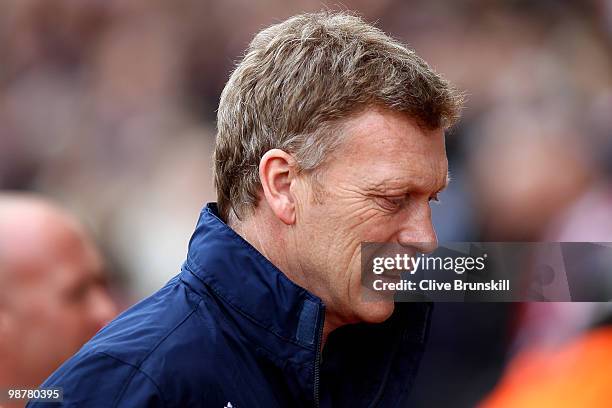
left=29, top=203, right=431, bottom=407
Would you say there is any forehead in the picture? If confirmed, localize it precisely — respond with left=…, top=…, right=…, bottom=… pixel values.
left=330, top=108, right=448, bottom=189
left=0, top=209, right=103, bottom=290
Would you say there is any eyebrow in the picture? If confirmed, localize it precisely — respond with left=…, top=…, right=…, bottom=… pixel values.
left=365, top=171, right=451, bottom=195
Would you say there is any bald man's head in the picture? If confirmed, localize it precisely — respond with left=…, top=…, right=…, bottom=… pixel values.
left=0, top=195, right=93, bottom=287
left=0, top=193, right=117, bottom=390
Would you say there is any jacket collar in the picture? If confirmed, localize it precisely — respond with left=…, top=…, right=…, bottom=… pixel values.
left=181, top=203, right=432, bottom=406
left=181, top=202, right=324, bottom=350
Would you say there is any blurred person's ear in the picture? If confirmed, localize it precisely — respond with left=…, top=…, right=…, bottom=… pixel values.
left=258, top=149, right=298, bottom=225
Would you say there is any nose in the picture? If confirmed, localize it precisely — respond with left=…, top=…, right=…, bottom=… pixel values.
left=89, top=286, right=118, bottom=331
left=397, top=201, right=438, bottom=254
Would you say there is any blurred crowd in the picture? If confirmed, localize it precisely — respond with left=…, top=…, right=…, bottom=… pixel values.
left=1, top=0, right=611, bottom=407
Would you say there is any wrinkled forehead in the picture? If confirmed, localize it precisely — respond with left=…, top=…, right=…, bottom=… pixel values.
left=328, top=108, right=448, bottom=187
left=339, top=108, right=446, bottom=154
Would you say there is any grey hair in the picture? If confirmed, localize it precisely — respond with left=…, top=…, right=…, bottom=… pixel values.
left=214, top=11, right=463, bottom=222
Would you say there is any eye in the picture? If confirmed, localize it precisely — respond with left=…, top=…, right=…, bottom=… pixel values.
left=376, top=195, right=405, bottom=211
left=64, top=282, right=90, bottom=304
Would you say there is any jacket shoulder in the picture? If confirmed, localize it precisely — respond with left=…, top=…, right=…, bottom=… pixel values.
left=36, top=275, right=245, bottom=406
left=29, top=351, right=164, bottom=408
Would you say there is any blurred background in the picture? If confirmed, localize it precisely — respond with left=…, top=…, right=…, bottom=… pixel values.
left=1, top=0, right=611, bottom=406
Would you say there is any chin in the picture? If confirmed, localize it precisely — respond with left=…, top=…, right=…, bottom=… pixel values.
left=355, top=300, right=395, bottom=324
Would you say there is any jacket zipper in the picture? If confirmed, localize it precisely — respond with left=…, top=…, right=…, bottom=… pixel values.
left=313, top=304, right=325, bottom=408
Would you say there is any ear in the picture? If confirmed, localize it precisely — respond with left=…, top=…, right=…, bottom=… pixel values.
left=259, top=149, right=298, bottom=225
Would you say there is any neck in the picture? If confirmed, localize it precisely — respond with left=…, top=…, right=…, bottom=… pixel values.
left=229, top=209, right=344, bottom=349
left=230, top=206, right=310, bottom=290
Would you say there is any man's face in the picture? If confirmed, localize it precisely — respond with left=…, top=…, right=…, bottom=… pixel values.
left=292, top=108, right=448, bottom=325
left=0, top=216, right=117, bottom=386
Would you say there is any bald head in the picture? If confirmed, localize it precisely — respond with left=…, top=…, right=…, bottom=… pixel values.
left=0, top=194, right=94, bottom=287
left=0, top=193, right=116, bottom=390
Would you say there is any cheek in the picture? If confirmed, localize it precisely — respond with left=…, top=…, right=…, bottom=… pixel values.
left=334, top=242, right=363, bottom=301
left=33, top=299, right=84, bottom=335
left=10, top=286, right=54, bottom=323
left=298, top=200, right=395, bottom=285
left=304, top=204, right=388, bottom=263
left=23, top=286, right=88, bottom=331
left=9, top=296, right=69, bottom=352
left=348, top=214, right=399, bottom=243
left=334, top=200, right=399, bottom=242
left=321, top=205, right=379, bottom=244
